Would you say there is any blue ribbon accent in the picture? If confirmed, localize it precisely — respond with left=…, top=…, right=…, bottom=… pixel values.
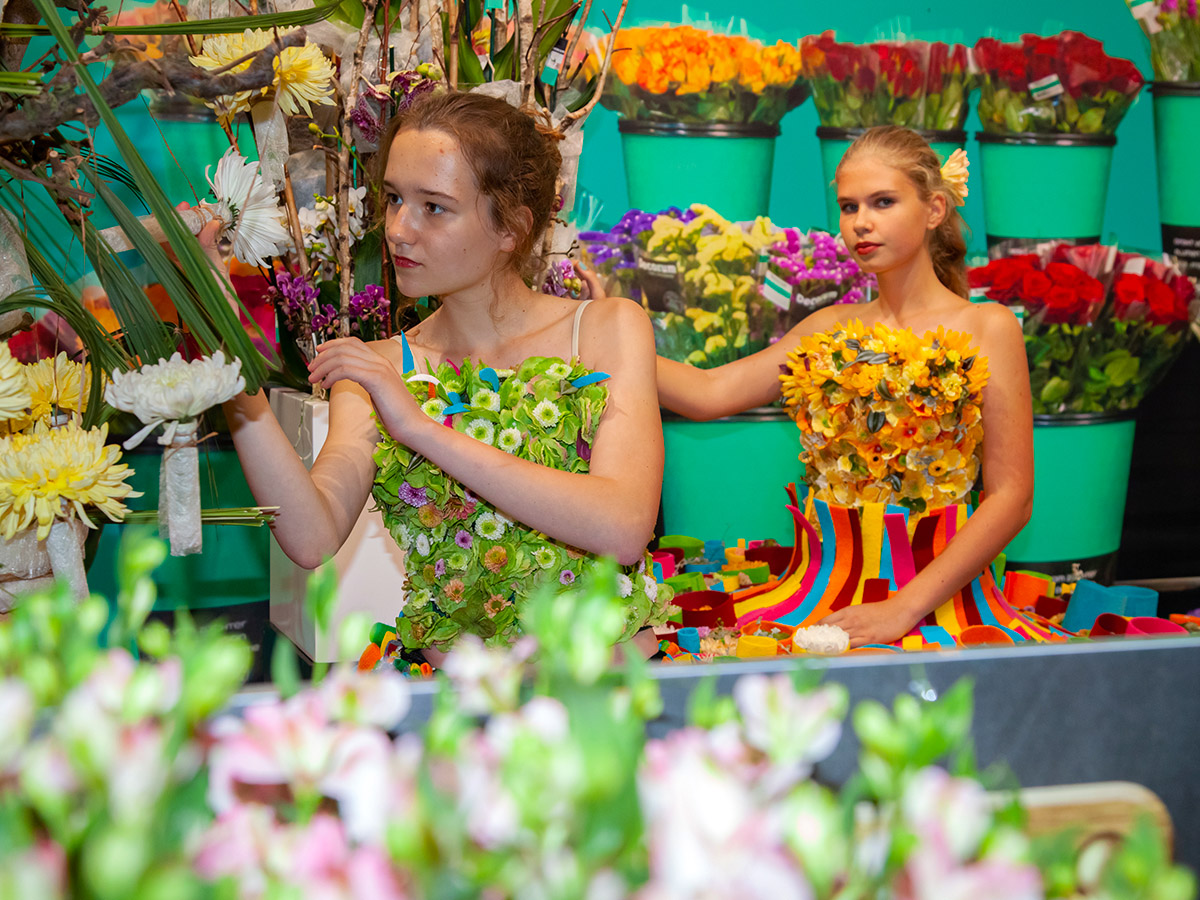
left=478, top=367, right=501, bottom=392
left=570, top=371, right=610, bottom=388
left=442, top=391, right=468, bottom=416
left=400, top=332, right=415, bottom=374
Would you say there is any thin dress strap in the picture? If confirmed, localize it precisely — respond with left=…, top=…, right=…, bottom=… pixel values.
left=571, top=299, right=593, bottom=360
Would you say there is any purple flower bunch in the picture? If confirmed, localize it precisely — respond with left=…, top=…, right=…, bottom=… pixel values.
left=579, top=207, right=698, bottom=298
left=768, top=228, right=875, bottom=304
left=349, top=284, right=390, bottom=323
left=273, top=270, right=320, bottom=333
left=540, top=259, right=583, bottom=298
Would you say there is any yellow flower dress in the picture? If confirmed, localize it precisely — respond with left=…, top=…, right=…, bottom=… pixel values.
left=731, top=321, right=1065, bottom=651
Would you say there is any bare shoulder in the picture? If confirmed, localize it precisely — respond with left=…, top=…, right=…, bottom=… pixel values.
left=962, top=301, right=1024, bottom=352
left=368, top=335, right=408, bottom=370
left=581, top=297, right=655, bottom=348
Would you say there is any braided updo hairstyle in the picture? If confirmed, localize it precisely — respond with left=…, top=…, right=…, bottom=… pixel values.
left=836, top=125, right=969, bottom=298
left=374, top=89, right=564, bottom=282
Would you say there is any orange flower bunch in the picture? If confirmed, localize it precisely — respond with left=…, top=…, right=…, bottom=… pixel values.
left=603, top=25, right=809, bottom=125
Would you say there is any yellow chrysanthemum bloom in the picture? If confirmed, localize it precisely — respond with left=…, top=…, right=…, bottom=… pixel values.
left=23, top=352, right=91, bottom=428
left=190, top=28, right=335, bottom=122
left=0, top=421, right=138, bottom=540
left=0, top=342, right=29, bottom=423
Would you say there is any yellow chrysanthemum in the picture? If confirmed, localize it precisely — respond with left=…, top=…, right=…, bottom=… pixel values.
left=23, top=352, right=91, bottom=428
left=190, top=28, right=335, bottom=122
left=0, top=421, right=138, bottom=540
left=0, top=342, right=29, bottom=423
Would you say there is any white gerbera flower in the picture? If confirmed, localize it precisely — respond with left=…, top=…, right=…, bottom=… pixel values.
left=421, top=398, right=448, bottom=419
left=474, top=512, right=505, bottom=540
left=105, top=351, right=244, bottom=449
left=415, top=534, right=431, bottom=557
left=545, top=362, right=572, bottom=380
left=206, top=149, right=291, bottom=267
left=532, top=400, right=561, bottom=428
left=497, top=427, right=523, bottom=454
left=465, top=418, right=495, bottom=445
left=471, top=388, right=501, bottom=412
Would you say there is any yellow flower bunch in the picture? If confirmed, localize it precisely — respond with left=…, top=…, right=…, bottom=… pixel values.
left=190, top=28, right=336, bottom=122
left=779, top=321, right=989, bottom=512
left=0, top=342, right=29, bottom=422
left=0, top=421, right=137, bottom=540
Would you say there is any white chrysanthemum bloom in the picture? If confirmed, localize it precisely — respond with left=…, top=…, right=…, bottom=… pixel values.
left=497, top=427, right=523, bottom=454
left=533, top=546, right=556, bottom=569
left=465, top=418, right=495, bottom=445
left=421, top=398, right=448, bottom=419
left=471, top=388, right=501, bottom=412
left=414, top=533, right=431, bottom=557
left=0, top=342, right=29, bottom=423
left=206, top=149, right=291, bottom=268
left=617, top=574, right=633, bottom=598
left=545, top=362, right=572, bottom=380
left=642, top=575, right=658, bottom=601
left=105, top=351, right=245, bottom=449
left=474, top=512, right=505, bottom=540
left=532, top=399, right=561, bottom=428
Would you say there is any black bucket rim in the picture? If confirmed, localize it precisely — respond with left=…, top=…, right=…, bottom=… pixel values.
left=816, top=125, right=968, bottom=143
left=1151, top=80, right=1200, bottom=98
left=618, top=119, right=781, bottom=138
left=976, top=130, right=1117, bottom=147
left=1032, top=410, right=1137, bottom=427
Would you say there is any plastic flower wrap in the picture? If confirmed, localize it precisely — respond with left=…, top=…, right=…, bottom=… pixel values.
left=579, top=206, right=695, bottom=301
left=601, top=25, right=810, bottom=125
left=1127, top=0, right=1200, bottom=81
left=759, top=228, right=876, bottom=341
left=973, top=32, right=1144, bottom=135
left=780, top=321, right=989, bottom=512
left=969, top=243, right=1199, bottom=414
left=801, top=32, right=966, bottom=129
left=105, top=352, right=245, bottom=556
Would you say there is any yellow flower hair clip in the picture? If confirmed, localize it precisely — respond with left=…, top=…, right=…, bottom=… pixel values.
left=940, top=148, right=969, bottom=207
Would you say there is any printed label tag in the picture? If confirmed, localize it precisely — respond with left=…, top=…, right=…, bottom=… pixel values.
left=1029, top=74, right=1064, bottom=102
left=761, top=270, right=793, bottom=310
left=637, top=254, right=683, bottom=313
left=1122, top=255, right=1147, bottom=276
left=1161, top=223, right=1200, bottom=277
left=541, top=44, right=566, bottom=86
left=1131, top=1, right=1163, bottom=34
left=968, top=287, right=989, bottom=299
left=796, top=288, right=840, bottom=311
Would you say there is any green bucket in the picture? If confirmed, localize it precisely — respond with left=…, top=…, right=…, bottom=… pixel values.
left=87, top=442, right=269, bottom=611
left=817, top=127, right=966, bottom=230
left=1004, top=413, right=1136, bottom=584
left=976, top=131, right=1115, bottom=248
left=661, top=408, right=803, bottom=545
left=1152, top=82, right=1200, bottom=276
left=618, top=121, right=779, bottom=220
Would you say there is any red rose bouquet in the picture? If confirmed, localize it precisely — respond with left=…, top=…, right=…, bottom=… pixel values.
left=801, top=32, right=939, bottom=128
left=924, top=41, right=974, bottom=130
left=1127, top=0, right=1200, bottom=81
left=970, top=243, right=1196, bottom=413
left=973, top=32, right=1144, bottom=135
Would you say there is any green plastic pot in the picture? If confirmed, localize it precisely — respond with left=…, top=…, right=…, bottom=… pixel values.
left=1004, top=413, right=1136, bottom=584
left=976, top=131, right=1115, bottom=247
left=817, top=127, right=966, bottom=230
left=661, top=408, right=803, bottom=545
left=87, top=443, right=269, bottom=610
left=618, top=120, right=779, bottom=220
left=1152, top=82, right=1200, bottom=275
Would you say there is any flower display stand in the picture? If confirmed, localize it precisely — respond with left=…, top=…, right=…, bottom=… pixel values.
left=976, top=132, right=1116, bottom=249
left=1004, top=412, right=1137, bottom=584
left=816, top=126, right=966, bottom=230
left=1152, top=82, right=1200, bottom=277
left=617, top=121, right=779, bottom=221
left=660, top=408, right=802, bottom=546
left=268, top=388, right=407, bottom=663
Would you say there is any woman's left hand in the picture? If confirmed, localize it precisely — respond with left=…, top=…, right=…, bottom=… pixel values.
left=309, top=338, right=417, bottom=423
left=820, top=598, right=922, bottom=649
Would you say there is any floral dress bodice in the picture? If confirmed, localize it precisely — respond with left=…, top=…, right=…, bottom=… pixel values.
left=373, top=353, right=670, bottom=650
left=779, top=320, right=989, bottom=512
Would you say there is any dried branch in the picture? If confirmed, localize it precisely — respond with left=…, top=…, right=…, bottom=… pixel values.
left=0, top=29, right=307, bottom=147
left=562, top=0, right=624, bottom=125
left=560, top=0, right=591, bottom=87
left=0, top=155, right=93, bottom=201
left=517, top=0, right=534, bottom=103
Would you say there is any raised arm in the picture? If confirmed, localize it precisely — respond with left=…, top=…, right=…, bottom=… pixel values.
left=822, top=305, right=1033, bottom=647
left=308, top=298, right=665, bottom=566
left=657, top=304, right=848, bottom=421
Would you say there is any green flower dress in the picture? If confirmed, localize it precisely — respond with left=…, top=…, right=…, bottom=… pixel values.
left=373, top=351, right=672, bottom=650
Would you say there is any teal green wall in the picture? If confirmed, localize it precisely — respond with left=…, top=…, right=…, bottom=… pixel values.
left=577, top=1, right=1159, bottom=256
